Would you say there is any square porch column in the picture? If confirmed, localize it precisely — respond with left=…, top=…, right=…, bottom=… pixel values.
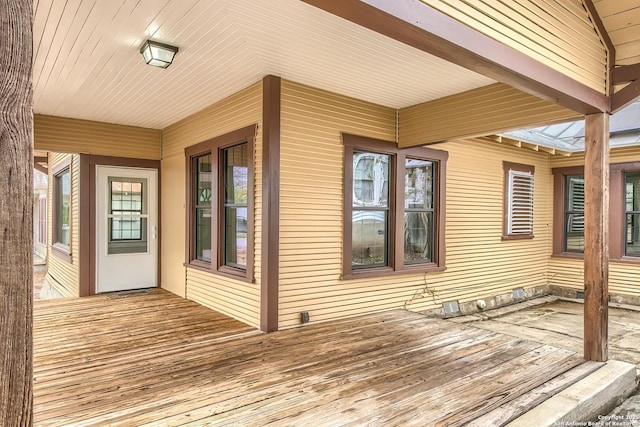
left=584, top=112, right=610, bottom=362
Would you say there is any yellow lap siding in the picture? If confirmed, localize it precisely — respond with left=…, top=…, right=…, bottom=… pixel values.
left=186, top=269, right=260, bottom=328
left=420, top=0, right=609, bottom=94
left=47, top=153, right=80, bottom=297
left=160, top=81, right=262, bottom=327
left=549, top=145, right=640, bottom=298
left=279, top=80, right=552, bottom=329
left=35, top=115, right=161, bottom=159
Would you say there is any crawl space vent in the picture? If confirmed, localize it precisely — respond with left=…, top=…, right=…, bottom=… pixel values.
left=442, top=300, right=460, bottom=315
left=512, top=288, right=525, bottom=300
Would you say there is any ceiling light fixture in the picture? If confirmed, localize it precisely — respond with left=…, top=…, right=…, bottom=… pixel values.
left=140, top=40, right=178, bottom=69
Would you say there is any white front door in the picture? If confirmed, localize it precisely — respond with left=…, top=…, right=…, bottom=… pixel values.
left=96, top=166, right=158, bottom=293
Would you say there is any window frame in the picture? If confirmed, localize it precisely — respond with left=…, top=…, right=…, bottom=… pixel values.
left=552, top=166, right=585, bottom=258
left=342, top=133, right=447, bottom=280
left=38, top=195, right=47, bottom=246
left=52, top=158, right=72, bottom=262
left=502, top=161, right=535, bottom=240
left=611, top=162, right=640, bottom=262
left=184, top=124, right=257, bottom=282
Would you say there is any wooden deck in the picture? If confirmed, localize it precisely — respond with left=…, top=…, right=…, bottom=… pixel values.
left=34, top=289, right=597, bottom=426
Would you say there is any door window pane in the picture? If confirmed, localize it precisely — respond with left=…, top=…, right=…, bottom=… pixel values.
left=195, top=155, right=212, bottom=262
left=108, top=178, right=147, bottom=255
left=223, top=144, right=248, bottom=269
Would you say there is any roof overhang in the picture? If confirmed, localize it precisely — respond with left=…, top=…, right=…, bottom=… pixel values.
left=301, top=0, right=611, bottom=115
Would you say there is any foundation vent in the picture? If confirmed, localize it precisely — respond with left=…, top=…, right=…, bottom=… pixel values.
left=442, top=300, right=460, bottom=315
left=512, top=288, right=525, bottom=300
left=577, top=291, right=585, bottom=299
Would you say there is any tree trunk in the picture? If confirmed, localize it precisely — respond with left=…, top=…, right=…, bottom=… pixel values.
left=0, top=0, right=34, bottom=425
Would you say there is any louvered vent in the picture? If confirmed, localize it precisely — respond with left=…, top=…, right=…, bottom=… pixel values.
left=507, top=170, right=534, bottom=235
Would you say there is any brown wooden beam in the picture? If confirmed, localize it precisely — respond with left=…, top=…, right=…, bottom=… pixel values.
left=612, top=63, right=640, bottom=85
left=300, top=0, right=610, bottom=114
left=261, top=75, right=281, bottom=333
left=34, top=162, right=48, bottom=175
left=612, top=80, right=640, bottom=113
left=34, top=155, right=48, bottom=175
left=0, top=0, right=34, bottom=423
left=583, top=113, right=609, bottom=362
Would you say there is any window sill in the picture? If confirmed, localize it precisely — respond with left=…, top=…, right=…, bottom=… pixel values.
left=551, top=252, right=584, bottom=260
left=184, top=262, right=254, bottom=284
left=502, top=234, right=534, bottom=241
left=52, top=244, right=72, bottom=263
left=342, top=264, right=446, bottom=280
left=613, top=256, right=640, bottom=265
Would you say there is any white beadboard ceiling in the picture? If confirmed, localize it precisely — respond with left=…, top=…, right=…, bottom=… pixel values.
left=32, top=0, right=494, bottom=130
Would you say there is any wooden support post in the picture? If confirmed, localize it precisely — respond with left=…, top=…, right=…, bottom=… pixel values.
left=584, top=113, right=610, bottom=362
left=0, top=0, right=34, bottom=424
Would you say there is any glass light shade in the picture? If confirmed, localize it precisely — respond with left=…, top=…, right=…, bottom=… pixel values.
left=140, top=40, right=178, bottom=68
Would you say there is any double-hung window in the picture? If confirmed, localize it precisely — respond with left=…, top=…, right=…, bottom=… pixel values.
left=185, top=125, right=256, bottom=281
left=352, top=151, right=390, bottom=267
left=343, top=133, right=447, bottom=278
left=625, top=171, right=640, bottom=256
left=564, top=174, right=585, bottom=253
left=555, top=164, right=640, bottom=260
left=611, top=164, right=640, bottom=260
left=52, top=159, right=72, bottom=260
left=552, top=167, right=585, bottom=256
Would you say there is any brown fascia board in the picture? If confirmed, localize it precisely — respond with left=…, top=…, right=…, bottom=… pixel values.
left=300, top=0, right=610, bottom=114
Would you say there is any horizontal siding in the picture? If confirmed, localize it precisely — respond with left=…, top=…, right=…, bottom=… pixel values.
left=398, top=83, right=580, bottom=147
left=279, top=80, right=396, bottom=328
left=160, top=80, right=262, bottom=327
left=423, top=139, right=552, bottom=305
left=161, top=82, right=262, bottom=158
left=548, top=258, right=640, bottom=298
left=549, top=145, right=640, bottom=298
left=34, top=115, right=161, bottom=159
left=46, top=153, right=80, bottom=297
left=279, top=80, right=553, bottom=329
left=186, top=269, right=260, bottom=329
left=420, top=0, right=608, bottom=94
left=551, top=145, right=640, bottom=168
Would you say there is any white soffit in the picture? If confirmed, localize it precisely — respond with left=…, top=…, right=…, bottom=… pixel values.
left=33, top=0, right=495, bottom=130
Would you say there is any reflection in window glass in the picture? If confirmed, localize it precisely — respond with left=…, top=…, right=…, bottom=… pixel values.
left=565, top=174, right=585, bottom=253
left=625, top=172, right=640, bottom=256
left=352, top=151, right=389, bottom=267
left=195, top=155, right=212, bottom=262
left=55, top=168, right=71, bottom=247
left=404, top=159, right=433, bottom=264
left=224, top=144, right=248, bottom=269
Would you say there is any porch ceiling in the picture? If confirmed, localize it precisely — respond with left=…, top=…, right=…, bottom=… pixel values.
left=32, top=0, right=494, bottom=130
left=594, top=0, right=640, bottom=66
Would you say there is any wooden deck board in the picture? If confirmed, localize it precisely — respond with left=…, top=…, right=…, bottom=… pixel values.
left=34, top=289, right=588, bottom=426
